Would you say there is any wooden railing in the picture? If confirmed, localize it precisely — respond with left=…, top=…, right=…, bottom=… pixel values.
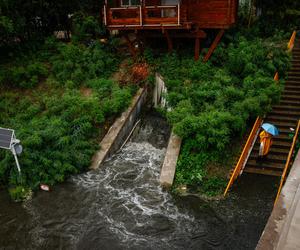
left=144, top=5, right=180, bottom=25
left=275, top=120, right=300, bottom=204
left=107, top=6, right=142, bottom=26
left=223, top=117, right=264, bottom=196
left=104, top=4, right=182, bottom=27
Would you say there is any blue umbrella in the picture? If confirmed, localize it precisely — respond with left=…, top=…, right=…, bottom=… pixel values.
left=262, top=123, right=279, bottom=136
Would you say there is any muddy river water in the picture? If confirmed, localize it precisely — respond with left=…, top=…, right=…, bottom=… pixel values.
left=0, top=114, right=278, bottom=250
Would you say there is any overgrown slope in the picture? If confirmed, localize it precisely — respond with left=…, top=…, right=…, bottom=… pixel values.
left=150, top=34, right=291, bottom=195
left=0, top=38, right=136, bottom=194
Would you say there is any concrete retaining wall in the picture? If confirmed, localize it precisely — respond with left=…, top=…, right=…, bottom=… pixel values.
left=257, top=150, right=300, bottom=250
left=160, top=131, right=182, bottom=188
left=90, top=88, right=147, bottom=170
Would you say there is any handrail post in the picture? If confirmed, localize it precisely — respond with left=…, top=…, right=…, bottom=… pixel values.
left=178, top=3, right=180, bottom=25
left=103, top=4, right=107, bottom=26
left=140, top=5, right=142, bottom=26
left=288, top=30, right=297, bottom=51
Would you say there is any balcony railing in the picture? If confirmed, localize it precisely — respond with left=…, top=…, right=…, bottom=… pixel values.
left=104, top=4, right=186, bottom=28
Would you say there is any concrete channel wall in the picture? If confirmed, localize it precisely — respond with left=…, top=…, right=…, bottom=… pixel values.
left=257, top=151, right=300, bottom=250
left=155, top=74, right=182, bottom=188
left=90, top=88, right=147, bottom=170
left=160, top=131, right=182, bottom=188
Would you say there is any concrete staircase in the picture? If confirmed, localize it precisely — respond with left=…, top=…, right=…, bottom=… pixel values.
left=243, top=39, right=300, bottom=177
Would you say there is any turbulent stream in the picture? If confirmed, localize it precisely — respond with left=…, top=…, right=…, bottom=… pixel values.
left=0, top=113, right=278, bottom=250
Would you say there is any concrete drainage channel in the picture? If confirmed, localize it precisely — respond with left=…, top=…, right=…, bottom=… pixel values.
left=90, top=88, right=148, bottom=170
left=91, top=77, right=182, bottom=189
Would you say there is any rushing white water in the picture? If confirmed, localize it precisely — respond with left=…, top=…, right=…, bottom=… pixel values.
left=74, top=141, right=195, bottom=247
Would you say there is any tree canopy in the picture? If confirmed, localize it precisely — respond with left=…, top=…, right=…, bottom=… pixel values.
left=0, top=0, right=104, bottom=51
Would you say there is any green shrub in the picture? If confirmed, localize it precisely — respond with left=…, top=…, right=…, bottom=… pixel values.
left=8, top=186, right=32, bottom=202
left=51, top=42, right=119, bottom=85
left=0, top=82, right=133, bottom=189
left=1, top=62, right=48, bottom=88
left=72, top=12, right=103, bottom=42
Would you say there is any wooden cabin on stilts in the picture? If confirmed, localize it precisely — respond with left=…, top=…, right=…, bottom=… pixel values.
left=103, top=0, right=238, bottom=60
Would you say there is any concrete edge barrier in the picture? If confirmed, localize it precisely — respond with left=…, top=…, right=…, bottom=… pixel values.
left=90, top=88, right=147, bottom=170
left=256, top=150, right=300, bottom=250
left=160, top=131, right=182, bottom=188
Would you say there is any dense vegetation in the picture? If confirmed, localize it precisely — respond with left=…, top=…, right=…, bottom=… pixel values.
left=1, top=0, right=298, bottom=199
left=150, top=33, right=291, bottom=195
left=0, top=0, right=104, bottom=51
left=0, top=38, right=135, bottom=195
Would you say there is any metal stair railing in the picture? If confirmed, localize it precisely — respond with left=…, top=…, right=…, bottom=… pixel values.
left=275, top=121, right=300, bottom=204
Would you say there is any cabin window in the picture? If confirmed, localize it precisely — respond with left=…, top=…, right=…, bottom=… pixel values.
left=121, top=0, right=140, bottom=6
left=161, top=0, right=179, bottom=17
left=161, top=0, right=179, bottom=5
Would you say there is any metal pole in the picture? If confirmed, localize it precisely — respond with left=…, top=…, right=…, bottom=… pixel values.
left=11, top=145, right=21, bottom=175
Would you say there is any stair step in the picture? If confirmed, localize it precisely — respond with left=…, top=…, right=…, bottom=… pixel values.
left=243, top=167, right=282, bottom=176
left=285, top=80, right=300, bottom=86
left=290, top=68, right=300, bottom=72
left=253, top=139, right=291, bottom=152
left=288, top=69, right=300, bottom=77
left=265, top=120, right=297, bottom=131
left=272, top=104, right=300, bottom=111
left=274, top=134, right=293, bottom=141
left=269, top=109, right=300, bottom=117
left=279, top=100, right=300, bottom=106
left=249, top=153, right=287, bottom=163
left=283, top=90, right=300, bottom=95
left=267, top=139, right=292, bottom=148
left=246, top=159, right=285, bottom=169
left=266, top=116, right=297, bottom=124
left=284, top=85, right=300, bottom=91
left=287, top=76, right=300, bottom=82
left=253, top=145, right=290, bottom=155
left=281, top=94, right=300, bottom=101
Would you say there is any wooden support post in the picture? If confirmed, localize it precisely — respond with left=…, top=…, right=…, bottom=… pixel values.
left=165, top=30, right=173, bottom=53
left=194, top=37, right=200, bottom=61
left=203, top=29, right=225, bottom=62
left=124, top=33, right=137, bottom=59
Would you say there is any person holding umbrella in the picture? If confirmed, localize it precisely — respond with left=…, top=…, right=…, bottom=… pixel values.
left=259, top=123, right=279, bottom=158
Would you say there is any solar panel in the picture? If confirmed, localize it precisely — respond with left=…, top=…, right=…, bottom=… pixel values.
left=0, top=128, right=14, bottom=149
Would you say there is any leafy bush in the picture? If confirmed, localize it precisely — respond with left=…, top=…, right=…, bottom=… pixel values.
left=72, top=12, right=104, bottom=42
left=51, top=41, right=119, bottom=86
left=0, top=62, right=48, bottom=88
left=0, top=84, right=133, bottom=189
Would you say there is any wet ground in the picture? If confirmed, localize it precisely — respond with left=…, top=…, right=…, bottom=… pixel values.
left=0, top=113, right=278, bottom=250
